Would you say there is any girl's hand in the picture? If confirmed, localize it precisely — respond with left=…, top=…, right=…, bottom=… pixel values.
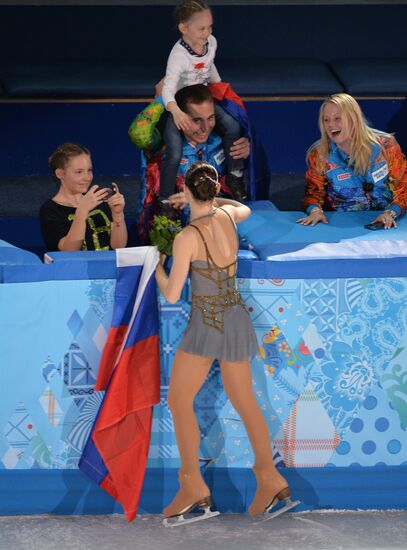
left=172, top=109, right=194, bottom=132
left=77, top=185, right=107, bottom=216
left=106, top=183, right=125, bottom=215
left=296, top=208, right=328, bottom=226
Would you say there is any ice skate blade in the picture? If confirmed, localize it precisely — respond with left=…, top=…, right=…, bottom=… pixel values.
left=257, top=499, right=300, bottom=523
left=163, top=509, right=220, bottom=528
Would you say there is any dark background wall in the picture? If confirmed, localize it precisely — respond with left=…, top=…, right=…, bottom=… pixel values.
left=1, top=99, right=406, bottom=177
left=0, top=3, right=406, bottom=177
left=0, top=4, right=406, bottom=66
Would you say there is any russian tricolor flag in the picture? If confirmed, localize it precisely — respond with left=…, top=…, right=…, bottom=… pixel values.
left=79, top=246, right=160, bottom=521
left=208, top=82, right=270, bottom=202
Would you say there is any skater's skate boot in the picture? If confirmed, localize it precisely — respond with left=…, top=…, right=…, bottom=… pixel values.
left=249, top=467, right=300, bottom=520
left=226, top=173, right=247, bottom=202
left=163, top=472, right=219, bottom=527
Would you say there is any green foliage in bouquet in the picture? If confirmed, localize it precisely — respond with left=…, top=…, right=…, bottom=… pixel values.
left=149, top=215, right=182, bottom=256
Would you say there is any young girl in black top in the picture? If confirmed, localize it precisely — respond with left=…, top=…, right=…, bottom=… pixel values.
left=40, top=143, right=127, bottom=251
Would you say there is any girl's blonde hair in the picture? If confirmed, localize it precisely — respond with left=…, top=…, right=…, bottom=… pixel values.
left=174, top=0, right=210, bottom=24
left=312, top=93, right=386, bottom=175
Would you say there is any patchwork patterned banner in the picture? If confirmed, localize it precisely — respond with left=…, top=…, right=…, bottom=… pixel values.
left=1, top=275, right=406, bottom=475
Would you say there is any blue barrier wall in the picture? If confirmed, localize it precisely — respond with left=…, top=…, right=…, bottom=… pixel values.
left=1, top=233, right=407, bottom=515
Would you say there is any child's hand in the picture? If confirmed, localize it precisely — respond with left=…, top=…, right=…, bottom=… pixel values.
left=77, top=185, right=108, bottom=216
left=106, top=183, right=125, bottom=215
left=173, top=109, right=194, bottom=132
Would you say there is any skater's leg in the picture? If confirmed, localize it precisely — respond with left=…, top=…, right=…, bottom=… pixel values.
left=220, top=360, right=289, bottom=515
left=165, top=350, right=213, bottom=517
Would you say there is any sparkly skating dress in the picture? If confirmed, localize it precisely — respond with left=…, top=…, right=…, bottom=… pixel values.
left=179, top=208, right=258, bottom=362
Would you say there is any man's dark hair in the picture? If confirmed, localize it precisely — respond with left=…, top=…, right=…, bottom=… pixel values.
left=175, top=84, right=214, bottom=113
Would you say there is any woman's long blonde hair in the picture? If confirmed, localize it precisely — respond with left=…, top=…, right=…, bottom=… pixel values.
left=311, top=93, right=385, bottom=175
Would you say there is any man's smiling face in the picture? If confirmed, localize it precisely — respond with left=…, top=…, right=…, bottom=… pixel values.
left=183, top=99, right=216, bottom=146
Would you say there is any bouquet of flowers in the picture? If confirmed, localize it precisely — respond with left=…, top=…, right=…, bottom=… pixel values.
left=149, top=215, right=182, bottom=256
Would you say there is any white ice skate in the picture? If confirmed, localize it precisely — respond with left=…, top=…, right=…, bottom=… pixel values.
left=258, top=487, right=300, bottom=522
left=252, top=486, right=300, bottom=523
left=163, top=496, right=220, bottom=528
left=260, top=496, right=301, bottom=521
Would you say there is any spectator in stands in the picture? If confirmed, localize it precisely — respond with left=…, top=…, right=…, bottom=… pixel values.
left=159, top=0, right=246, bottom=210
left=297, top=93, right=407, bottom=229
left=39, top=143, right=127, bottom=251
left=130, top=84, right=250, bottom=239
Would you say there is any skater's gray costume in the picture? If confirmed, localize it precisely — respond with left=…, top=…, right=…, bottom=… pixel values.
left=179, top=208, right=258, bottom=362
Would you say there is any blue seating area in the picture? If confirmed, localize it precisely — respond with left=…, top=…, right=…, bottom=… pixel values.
left=0, top=3, right=406, bottom=98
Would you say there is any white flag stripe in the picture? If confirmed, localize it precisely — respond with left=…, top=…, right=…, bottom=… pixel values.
left=110, top=246, right=159, bottom=375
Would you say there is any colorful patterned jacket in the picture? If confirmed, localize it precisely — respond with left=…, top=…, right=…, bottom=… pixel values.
left=302, top=134, right=407, bottom=218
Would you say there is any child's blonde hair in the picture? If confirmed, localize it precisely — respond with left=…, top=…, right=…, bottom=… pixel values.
left=313, top=93, right=385, bottom=175
left=174, top=0, right=210, bottom=25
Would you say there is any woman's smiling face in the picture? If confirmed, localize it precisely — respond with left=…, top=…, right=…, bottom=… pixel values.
left=322, top=102, right=353, bottom=154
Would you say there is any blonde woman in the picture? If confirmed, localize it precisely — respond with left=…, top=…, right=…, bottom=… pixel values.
left=297, top=93, right=407, bottom=229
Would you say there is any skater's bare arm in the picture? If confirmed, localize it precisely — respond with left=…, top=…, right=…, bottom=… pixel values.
left=214, top=198, right=251, bottom=224
left=155, top=230, right=194, bottom=304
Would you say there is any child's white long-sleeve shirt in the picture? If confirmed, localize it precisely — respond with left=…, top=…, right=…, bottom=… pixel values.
left=162, top=35, right=221, bottom=109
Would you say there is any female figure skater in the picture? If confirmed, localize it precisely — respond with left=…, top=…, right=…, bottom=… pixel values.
left=155, top=161, right=299, bottom=526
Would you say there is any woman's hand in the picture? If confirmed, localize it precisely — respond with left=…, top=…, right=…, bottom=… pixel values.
left=106, top=183, right=125, bottom=216
left=76, top=185, right=108, bottom=216
left=372, top=210, right=398, bottom=229
left=159, top=253, right=167, bottom=267
left=296, top=207, right=328, bottom=226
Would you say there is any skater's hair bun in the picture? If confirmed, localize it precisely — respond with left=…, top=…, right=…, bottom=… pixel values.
left=185, top=161, right=218, bottom=202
